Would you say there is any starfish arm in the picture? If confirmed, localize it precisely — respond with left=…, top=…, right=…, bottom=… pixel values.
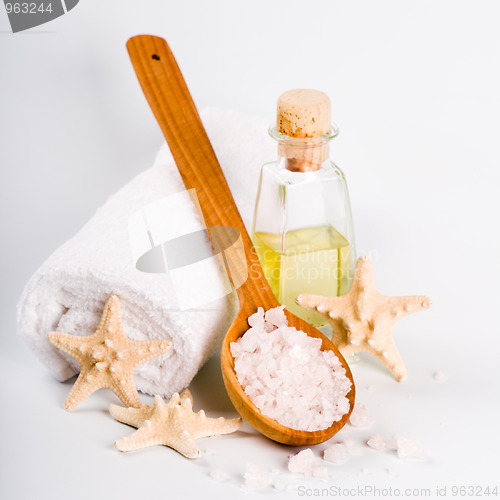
left=97, top=295, right=123, bottom=335
left=64, top=370, right=105, bottom=410
left=163, top=428, right=201, bottom=459
left=127, top=339, right=171, bottom=367
left=47, top=331, right=95, bottom=364
left=177, top=392, right=241, bottom=439
left=386, top=295, right=432, bottom=319
left=108, top=374, right=142, bottom=408
left=296, top=294, right=348, bottom=320
left=109, top=403, right=153, bottom=428
left=188, top=413, right=242, bottom=439
left=353, top=255, right=376, bottom=287
left=372, top=340, right=407, bottom=382
left=114, top=423, right=166, bottom=452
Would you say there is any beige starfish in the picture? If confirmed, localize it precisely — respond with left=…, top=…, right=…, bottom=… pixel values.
left=110, top=389, right=242, bottom=458
left=47, top=295, right=171, bottom=410
left=296, top=255, right=431, bottom=381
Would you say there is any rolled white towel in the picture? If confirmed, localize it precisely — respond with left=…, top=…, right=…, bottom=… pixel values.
left=17, top=107, right=274, bottom=398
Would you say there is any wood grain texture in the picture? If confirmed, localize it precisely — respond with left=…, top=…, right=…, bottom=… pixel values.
left=126, top=34, right=355, bottom=445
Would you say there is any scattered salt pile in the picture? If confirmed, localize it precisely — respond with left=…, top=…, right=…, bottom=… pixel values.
left=243, top=462, right=270, bottom=490
left=348, top=403, right=373, bottom=428
left=288, top=449, right=328, bottom=479
left=230, top=306, right=351, bottom=431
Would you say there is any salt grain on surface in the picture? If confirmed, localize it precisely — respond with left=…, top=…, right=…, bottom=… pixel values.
left=348, top=403, right=373, bottom=428
left=288, top=449, right=317, bottom=477
left=396, top=437, right=427, bottom=460
left=366, top=433, right=386, bottom=450
left=323, top=443, right=348, bottom=465
left=243, top=462, right=270, bottom=490
left=231, top=306, right=351, bottom=431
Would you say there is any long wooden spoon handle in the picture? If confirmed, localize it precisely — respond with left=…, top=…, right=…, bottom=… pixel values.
left=127, top=36, right=242, bottom=231
left=126, top=35, right=275, bottom=313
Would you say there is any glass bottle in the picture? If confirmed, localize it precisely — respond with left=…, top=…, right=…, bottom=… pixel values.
left=252, top=89, right=356, bottom=327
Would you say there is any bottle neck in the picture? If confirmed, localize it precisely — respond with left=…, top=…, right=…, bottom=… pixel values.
left=278, top=143, right=329, bottom=172
left=269, top=125, right=338, bottom=173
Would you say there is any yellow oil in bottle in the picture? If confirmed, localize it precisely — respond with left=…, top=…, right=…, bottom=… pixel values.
left=252, top=226, right=351, bottom=327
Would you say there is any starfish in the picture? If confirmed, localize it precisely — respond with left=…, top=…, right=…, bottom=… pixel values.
left=296, top=255, right=431, bottom=381
left=47, top=295, right=171, bottom=410
left=110, top=389, right=242, bottom=458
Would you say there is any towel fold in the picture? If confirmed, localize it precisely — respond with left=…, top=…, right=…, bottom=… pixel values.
left=17, top=108, right=274, bottom=398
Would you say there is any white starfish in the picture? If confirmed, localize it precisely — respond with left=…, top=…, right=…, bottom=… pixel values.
left=297, top=256, right=431, bottom=381
left=110, top=389, right=242, bottom=458
left=47, top=295, right=171, bottom=409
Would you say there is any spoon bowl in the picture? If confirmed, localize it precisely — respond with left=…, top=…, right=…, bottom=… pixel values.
left=221, top=307, right=355, bottom=445
left=127, top=34, right=355, bottom=446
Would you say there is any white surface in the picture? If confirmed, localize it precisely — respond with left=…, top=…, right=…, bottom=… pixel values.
left=1, top=1, right=500, bottom=499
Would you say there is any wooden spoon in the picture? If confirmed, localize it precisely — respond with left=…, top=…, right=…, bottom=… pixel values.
left=126, top=35, right=355, bottom=446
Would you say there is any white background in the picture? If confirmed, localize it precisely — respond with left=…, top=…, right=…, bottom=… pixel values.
left=1, top=1, right=500, bottom=499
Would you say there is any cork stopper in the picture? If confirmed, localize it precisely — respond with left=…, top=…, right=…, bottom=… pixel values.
left=277, top=89, right=331, bottom=138
left=276, top=89, right=331, bottom=171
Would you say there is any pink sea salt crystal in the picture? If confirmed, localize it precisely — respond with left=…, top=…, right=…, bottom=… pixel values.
left=367, top=434, right=386, bottom=450
left=348, top=403, right=373, bottom=428
left=265, top=305, right=287, bottom=327
left=341, top=437, right=363, bottom=456
left=231, top=306, right=351, bottom=431
left=288, top=449, right=327, bottom=478
left=248, top=307, right=266, bottom=328
left=288, top=449, right=317, bottom=476
left=396, top=437, right=427, bottom=460
left=243, top=462, right=270, bottom=490
left=323, top=443, right=348, bottom=465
